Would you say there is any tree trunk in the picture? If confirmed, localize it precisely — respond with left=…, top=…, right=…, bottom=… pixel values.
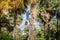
left=12, top=0, right=18, bottom=40
left=12, top=7, right=18, bottom=40
left=13, top=9, right=16, bottom=39
left=29, top=18, right=35, bottom=40
left=29, top=5, right=36, bottom=40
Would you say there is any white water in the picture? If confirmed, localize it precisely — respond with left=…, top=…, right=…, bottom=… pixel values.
left=19, top=4, right=40, bottom=30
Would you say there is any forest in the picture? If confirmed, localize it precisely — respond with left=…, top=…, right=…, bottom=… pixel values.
left=0, top=0, right=60, bottom=40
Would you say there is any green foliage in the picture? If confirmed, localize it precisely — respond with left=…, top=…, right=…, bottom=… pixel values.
left=0, top=28, right=27, bottom=40
left=35, top=30, right=45, bottom=40
left=0, top=0, right=60, bottom=40
left=0, top=28, right=14, bottom=40
left=58, top=22, right=60, bottom=40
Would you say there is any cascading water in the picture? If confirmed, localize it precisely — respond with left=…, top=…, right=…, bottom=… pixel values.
left=19, top=4, right=40, bottom=30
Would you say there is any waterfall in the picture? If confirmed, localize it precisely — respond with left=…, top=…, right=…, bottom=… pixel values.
left=19, top=4, right=40, bottom=30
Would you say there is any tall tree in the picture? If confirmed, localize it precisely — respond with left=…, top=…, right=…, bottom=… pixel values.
left=11, top=0, right=25, bottom=40
left=27, top=0, right=39, bottom=40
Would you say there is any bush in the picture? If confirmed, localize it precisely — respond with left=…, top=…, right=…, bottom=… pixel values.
left=0, top=28, right=14, bottom=40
